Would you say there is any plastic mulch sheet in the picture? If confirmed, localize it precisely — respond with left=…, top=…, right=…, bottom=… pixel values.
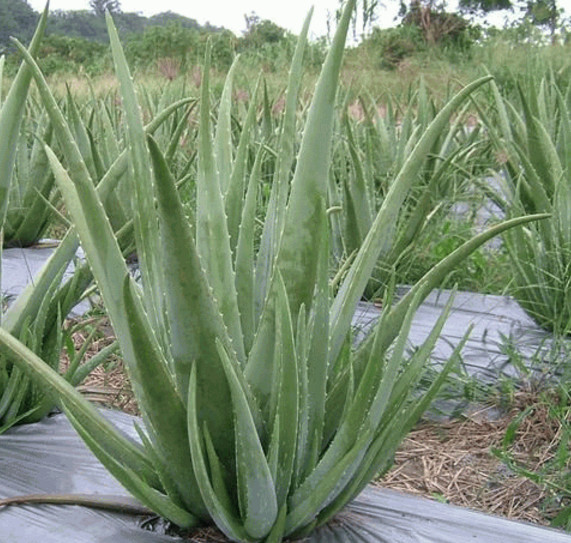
left=1, top=242, right=91, bottom=316
left=353, top=287, right=566, bottom=382
left=1, top=409, right=570, bottom=543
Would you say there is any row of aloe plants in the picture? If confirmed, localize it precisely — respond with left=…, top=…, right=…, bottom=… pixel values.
left=0, top=7, right=196, bottom=432
left=0, top=2, right=548, bottom=542
left=329, top=82, right=492, bottom=299
left=480, top=74, right=571, bottom=336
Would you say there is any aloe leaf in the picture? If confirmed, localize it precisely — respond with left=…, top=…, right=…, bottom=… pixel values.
left=122, top=276, right=208, bottom=517
left=261, top=79, right=273, bottom=140
left=519, top=85, right=555, bottom=197
left=298, top=205, right=330, bottom=477
left=99, top=102, right=120, bottom=165
left=147, top=135, right=239, bottom=466
left=366, top=214, right=549, bottom=362
left=0, top=368, right=25, bottom=420
left=67, top=341, right=119, bottom=386
left=42, top=144, right=131, bottom=337
left=245, top=0, right=354, bottom=409
left=0, top=54, right=4, bottom=105
left=330, top=75, right=494, bottom=362
left=196, top=43, right=245, bottom=365
left=202, top=424, right=235, bottom=516
left=244, top=207, right=328, bottom=414
left=254, top=8, right=313, bottom=318
left=314, top=293, right=461, bottom=528
left=187, top=365, right=256, bottom=542
left=319, top=331, right=470, bottom=527
left=269, top=274, right=299, bottom=508
left=63, top=405, right=198, bottom=529
left=43, top=145, right=206, bottom=511
left=285, top=432, right=369, bottom=535
left=94, top=97, right=195, bottom=205
left=165, top=102, right=196, bottom=164
left=214, top=55, right=240, bottom=193
left=275, top=0, right=354, bottom=319
left=226, top=77, right=261, bottom=255
left=215, top=340, right=278, bottom=539
left=133, top=423, right=189, bottom=513
left=343, top=113, right=373, bottom=239
left=235, top=146, right=263, bottom=354
left=290, top=287, right=423, bottom=512
left=106, top=13, right=167, bottom=344
left=0, top=6, right=48, bottom=228
left=2, top=230, right=79, bottom=335
left=66, top=88, right=98, bottom=180
left=291, top=305, right=310, bottom=487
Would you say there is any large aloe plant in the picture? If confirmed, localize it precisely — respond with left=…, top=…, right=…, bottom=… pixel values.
left=0, top=3, right=545, bottom=541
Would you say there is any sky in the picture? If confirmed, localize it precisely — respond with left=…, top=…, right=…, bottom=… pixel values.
left=26, top=0, right=570, bottom=39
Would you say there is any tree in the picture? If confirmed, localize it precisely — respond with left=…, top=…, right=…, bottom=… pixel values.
left=523, top=0, right=561, bottom=38
left=242, top=12, right=286, bottom=47
left=459, top=0, right=565, bottom=41
left=89, top=0, right=121, bottom=17
left=396, top=0, right=477, bottom=46
left=458, top=0, right=513, bottom=14
left=0, top=0, right=38, bottom=51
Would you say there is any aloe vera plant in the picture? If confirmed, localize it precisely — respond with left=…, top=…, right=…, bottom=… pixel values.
left=330, top=85, right=489, bottom=298
left=0, top=9, right=96, bottom=431
left=3, top=111, right=60, bottom=248
left=483, top=76, right=571, bottom=335
left=0, top=3, right=546, bottom=541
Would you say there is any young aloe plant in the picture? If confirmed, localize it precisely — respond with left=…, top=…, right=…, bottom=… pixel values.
left=0, top=3, right=546, bottom=541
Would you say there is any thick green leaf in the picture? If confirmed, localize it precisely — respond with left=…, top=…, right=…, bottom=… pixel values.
left=147, top=135, right=239, bottom=467
left=214, top=55, right=240, bottom=193
left=235, top=146, right=263, bottom=354
left=196, top=43, right=245, bottom=365
left=254, top=9, right=313, bottom=318
left=225, top=77, right=260, bottom=255
left=122, top=276, right=208, bottom=518
left=0, top=327, right=157, bottom=485
left=187, top=365, right=255, bottom=542
left=0, top=6, right=48, bottom=227
left=216, top=340, right=278, bottom=539
left=106, top=13, right=166, bottom=343
left=275, top=0, right=355, bottom=319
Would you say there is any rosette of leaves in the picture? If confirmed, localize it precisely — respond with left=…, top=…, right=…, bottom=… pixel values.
left=484, top=76, right=571, bottom=335
left=2, top=112, right=59, bottom=248
left=0, top=2, right=544, bottom=541
left=330, top=83, right=489, bottom=299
